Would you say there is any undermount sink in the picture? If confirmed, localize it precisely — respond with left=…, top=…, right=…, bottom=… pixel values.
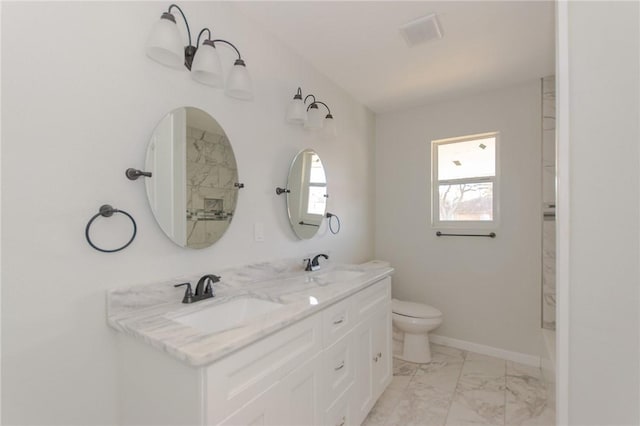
left=311, top=269, right=365, bottom=285
left=170, top=297, right=284, bottom=335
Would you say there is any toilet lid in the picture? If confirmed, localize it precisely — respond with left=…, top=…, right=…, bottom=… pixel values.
left=392, top=299, right=442, bottom=319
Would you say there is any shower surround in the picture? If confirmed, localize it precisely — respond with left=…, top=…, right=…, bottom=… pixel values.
left=541, top=76, right=556, bottom=331
left=185, top=126, right=238, bottom=248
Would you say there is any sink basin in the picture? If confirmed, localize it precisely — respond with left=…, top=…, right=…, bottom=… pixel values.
left=311, top=269, right=365, bottom=285
left=170, top=297, right=284, bottom=335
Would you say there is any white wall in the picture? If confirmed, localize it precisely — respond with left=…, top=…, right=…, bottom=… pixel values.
left=560, top=1, right=640, bottom=424
left=375, top=81, right=542, bottom=357
left=0, top=2, right=375, bottom=424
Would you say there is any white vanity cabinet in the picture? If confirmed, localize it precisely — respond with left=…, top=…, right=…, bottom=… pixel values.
left=351, top=280, right=392, bottom=425
left=276, top=353, right=324, bottom=426
left=116, top=276, right=391, bottom=426
left=219, top=353, right=324, bottom=426
left=205, top=313, right=323, bottom=425
left=216, top=385, right=277, bottom=426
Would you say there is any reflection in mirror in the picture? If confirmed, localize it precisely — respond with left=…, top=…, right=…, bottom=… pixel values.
left=286, top=149, right=328, bottom=239
left=145, top=107, right=239, bottom=249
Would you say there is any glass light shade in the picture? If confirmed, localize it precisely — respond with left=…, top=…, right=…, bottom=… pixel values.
left=305, top=106, right=324, bottom=129
left=286, top=98, right=307, bottom=124
left=145, top=15, right=184, bottom=69
left=225, top=60, right=253, bottom=100
left=191, top=42, right=224, bottom=87
left=323, top=115, right=337, bottom=137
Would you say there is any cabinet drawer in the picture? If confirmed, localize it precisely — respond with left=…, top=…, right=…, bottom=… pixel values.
left=355, top=277, right=391, bottom=321
left=322, top=332, right=354, bottom=409
left=322, top=296, right=355, bottom=348
left=205, top=314, right=322, bottom=425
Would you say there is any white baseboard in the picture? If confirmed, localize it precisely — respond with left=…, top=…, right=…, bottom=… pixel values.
left=430, top=334, right=541, bottom=367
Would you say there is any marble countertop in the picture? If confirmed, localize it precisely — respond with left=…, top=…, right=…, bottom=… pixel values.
left=107, top=259, right=394, bottom=367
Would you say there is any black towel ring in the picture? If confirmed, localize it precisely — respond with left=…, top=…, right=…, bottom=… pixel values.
left=85, top=204, right=137, bottom=253
left=326, top=212, right=341, bottom=235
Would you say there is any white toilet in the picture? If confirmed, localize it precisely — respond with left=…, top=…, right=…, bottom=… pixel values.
left=392, top=298, right=443, bottom=363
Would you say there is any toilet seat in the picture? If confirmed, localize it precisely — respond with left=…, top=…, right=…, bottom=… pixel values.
left=392, top=298, right=442, bottom=319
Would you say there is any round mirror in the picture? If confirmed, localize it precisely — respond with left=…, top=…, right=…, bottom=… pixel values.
left=145, top=107, right=239, bottom=248
left=286, top=149, right=328, bottom=239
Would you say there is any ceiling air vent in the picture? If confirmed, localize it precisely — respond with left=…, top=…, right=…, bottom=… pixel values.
left=399, top=13, right=443, bottom=47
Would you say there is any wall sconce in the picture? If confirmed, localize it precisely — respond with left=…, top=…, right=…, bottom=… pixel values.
left=286, top=87, right=336, bottom=137
left=145, top=4, right=253, bottom=100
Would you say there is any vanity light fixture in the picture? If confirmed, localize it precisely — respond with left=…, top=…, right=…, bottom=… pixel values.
left=286, top=88, right=336, bottom=136
left=145, top=4, right=253, bottom=100
left=286, top=88, right=307, bottom=124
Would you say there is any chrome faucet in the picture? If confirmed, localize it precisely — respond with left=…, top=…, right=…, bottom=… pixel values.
left=304, top=254, right=329, bottom=271
left=174, top=274, right=220, bottom=304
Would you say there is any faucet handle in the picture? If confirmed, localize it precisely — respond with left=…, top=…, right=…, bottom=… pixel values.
left=174, top=282, right=193, bottom=304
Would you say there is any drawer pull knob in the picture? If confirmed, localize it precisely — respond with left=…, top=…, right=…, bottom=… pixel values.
left=334, top=361, right=345, bottom=371
left=377, top=352, right=382, bottom=358
left=337, top=416, right=346, bottom=426
left=333, top=318, right=345, bottom=325
left=373, top=356, right=378, bottom=362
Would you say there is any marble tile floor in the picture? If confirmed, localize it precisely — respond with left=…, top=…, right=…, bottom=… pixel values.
left=362, top=344, right=555, bottom=426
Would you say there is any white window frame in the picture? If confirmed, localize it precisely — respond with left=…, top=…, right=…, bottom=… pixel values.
left=431, top=131, right=500, bottom=229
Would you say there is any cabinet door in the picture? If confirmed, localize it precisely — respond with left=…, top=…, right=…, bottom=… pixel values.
left=276, top=354, right=323, bottom=426
left=217, top=385, right=279, bottom=426
left=351, top=317, right=375, bottom=425
left=206, top=315, right=322, bottom=424
left=372, top=305, right=392, bottom=399
left=324, top=385, right=352, bottom=426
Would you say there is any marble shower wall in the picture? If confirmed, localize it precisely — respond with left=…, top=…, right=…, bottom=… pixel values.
left=542, top=76, right=556, bottom=330
left=186, top=126, right=238, bottom=249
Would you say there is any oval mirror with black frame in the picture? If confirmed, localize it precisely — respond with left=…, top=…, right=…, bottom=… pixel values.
left=286, top=149, right=328, bottom=239
left=145, top=107, right=239, bottom=249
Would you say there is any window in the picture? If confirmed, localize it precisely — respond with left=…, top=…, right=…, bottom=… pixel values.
left=432, top=132, right=498, bottom=227
left=304, top=153, right=327, bottom=216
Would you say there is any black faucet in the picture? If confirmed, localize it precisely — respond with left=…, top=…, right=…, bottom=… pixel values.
left=304, top=254, right=329, bottom=271
left=196, top=274, right=220, bottom=297
left=174, top=274, right=220, bottom=304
